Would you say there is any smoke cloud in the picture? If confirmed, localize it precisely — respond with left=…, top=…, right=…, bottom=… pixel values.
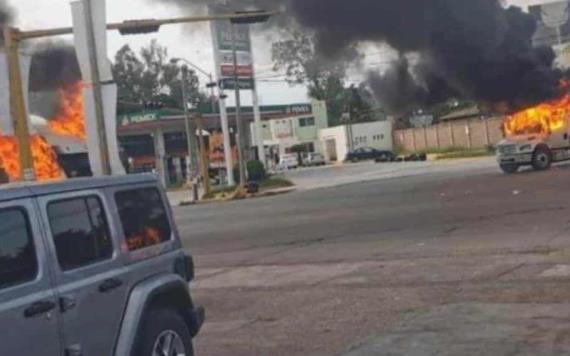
left=29, top=43, right=82, bottom=92
left=150, top=0, right=565, bottom=113
left=0, top=0, right=13, bottom=44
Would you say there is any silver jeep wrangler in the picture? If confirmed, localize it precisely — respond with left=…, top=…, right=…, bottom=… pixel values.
left=0, top=174, right=204, bottom=356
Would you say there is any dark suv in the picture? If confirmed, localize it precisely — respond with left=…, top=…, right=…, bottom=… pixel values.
left=0, top=174, right=203, bottom=356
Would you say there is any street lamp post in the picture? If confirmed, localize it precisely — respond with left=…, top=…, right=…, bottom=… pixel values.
left=172, top=57, right=234, bottom=189
left=180, top=65, right=200, bottom=202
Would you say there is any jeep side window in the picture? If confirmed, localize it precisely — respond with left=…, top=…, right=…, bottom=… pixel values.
left=47, top=196, right=113, bottom=271
left=0, top=208, right=38, bottom=290
left=115, top=188, right=172, bottom=251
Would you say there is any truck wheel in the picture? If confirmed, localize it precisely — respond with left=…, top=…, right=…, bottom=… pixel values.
left=532, top=146, right=552, bottom=171
left=133, top=308, right=194, bottom=356
left=500, top=164, right=519, bottom=174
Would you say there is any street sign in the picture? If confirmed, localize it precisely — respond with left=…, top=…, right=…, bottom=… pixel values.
left=214, top=20, right=252, bottom=52
left=219, top=78, right=255, bottom=90
left=221, top=64, right=254, bottom=77
left=209, top=3, right=256, bottom=92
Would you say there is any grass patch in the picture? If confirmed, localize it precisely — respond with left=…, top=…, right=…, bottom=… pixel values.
left=259, top=177, right=294, bottom=189
left=397, top=147, right=486, bottom=156
left=202, top=177, right=294, bottom=200
left=436, top=147, right=495, bottom=160
left=202, top=185, right=237, bottom=200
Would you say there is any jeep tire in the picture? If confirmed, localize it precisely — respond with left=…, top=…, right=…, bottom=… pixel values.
left=133, top=308, right=194, bottom=356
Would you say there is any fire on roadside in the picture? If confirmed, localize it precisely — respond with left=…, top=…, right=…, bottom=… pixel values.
left=504, top=90, right=570, bottom=137
left=0, top=81, right=86, bottom=182
left=0, top=133, right=62, bottom=181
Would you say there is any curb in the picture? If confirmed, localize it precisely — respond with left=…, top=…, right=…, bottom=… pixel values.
left=175, top=186, right=296, bottom=206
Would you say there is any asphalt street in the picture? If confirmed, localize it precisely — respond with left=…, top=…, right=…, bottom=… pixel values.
left=175, top=158, right=570, bottom=356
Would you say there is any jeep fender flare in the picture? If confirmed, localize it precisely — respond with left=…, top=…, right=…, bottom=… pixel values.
left=113, top=274, right=193, bottom=356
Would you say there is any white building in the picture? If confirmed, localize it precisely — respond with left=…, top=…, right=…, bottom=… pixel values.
left=250, top=100, right=329, bottom=158
left=319, top=121, right=393, bottom=162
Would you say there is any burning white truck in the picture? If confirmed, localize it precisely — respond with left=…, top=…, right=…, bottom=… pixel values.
left=496, top=94, right=570, bottom=174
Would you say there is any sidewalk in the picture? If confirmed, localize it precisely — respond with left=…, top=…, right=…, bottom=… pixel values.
left=167, top=189, right=196, bottom=206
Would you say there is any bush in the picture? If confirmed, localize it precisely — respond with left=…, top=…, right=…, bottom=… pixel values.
left=247, top=160, right=266, bottom=182
left=233, top=160, right=267, bottom=183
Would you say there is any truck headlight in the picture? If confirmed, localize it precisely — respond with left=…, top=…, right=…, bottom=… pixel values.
left=519, top=145, right=532, bottom=152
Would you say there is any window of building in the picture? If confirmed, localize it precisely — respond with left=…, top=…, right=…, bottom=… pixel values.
left=115, top=188, right=172, bottom=251
left=299, top=117, right=316, bottom=127
left=380, top=134, right=385, bottom=140
left=48, top=197, right=112, bottom=271
left=0, top=208, right=38, bottom=290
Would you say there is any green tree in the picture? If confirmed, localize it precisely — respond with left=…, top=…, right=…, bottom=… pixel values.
left=112, top=40, right=203, bottom=112
left=271, top=31, right=364, bottom=126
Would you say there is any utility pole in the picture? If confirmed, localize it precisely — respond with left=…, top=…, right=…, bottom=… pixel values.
left=4, top=28, right=34, bottom=181
left=180, top=66, right=199, bottom=201
left=196, top=116, right=211, bottom=196
left=230, top=22, right=247, bottom=187
left=250, top=49, right=266, bottom=166
left=84, top=0, right=111, bottom=175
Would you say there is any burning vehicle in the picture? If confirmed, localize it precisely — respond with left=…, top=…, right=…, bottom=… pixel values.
left=497, top=93, right=570, bottom=174
left=0, top=82, right=90, bottom=183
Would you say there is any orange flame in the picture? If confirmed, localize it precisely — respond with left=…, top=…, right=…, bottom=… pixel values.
left=0, top=133, right=62, bottom=181
left=504, top=94, right=570, bottom=137
left=0, top=81, right=87, bottom=182
left=49, top=82, right=86, bottom=140
left=126, top=227, right=162, bottom=251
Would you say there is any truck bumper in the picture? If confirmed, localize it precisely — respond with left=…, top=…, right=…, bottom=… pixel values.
left=498, top=153, right=532, bottom=165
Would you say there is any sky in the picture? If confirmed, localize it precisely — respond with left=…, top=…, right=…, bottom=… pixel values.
left=9, top=0, right=559, bottom=106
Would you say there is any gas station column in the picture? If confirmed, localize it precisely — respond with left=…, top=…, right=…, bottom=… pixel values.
left=153, top=127, right=167, bottom=187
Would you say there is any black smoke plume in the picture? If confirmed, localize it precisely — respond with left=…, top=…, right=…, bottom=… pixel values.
left=286, top=0, right=564, bottom=113
left=0, top=0, right=12, bottom=44
left=29, top=43, right=82, bottom=92
left=150, top=0, right=564, bottom=113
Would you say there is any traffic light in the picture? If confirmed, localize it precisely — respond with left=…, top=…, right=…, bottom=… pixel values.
left=119, top=20, right=161, bottom=35
left=230, top=11, right=272, bottom=25
left=144, top=101, right=165, bottom=109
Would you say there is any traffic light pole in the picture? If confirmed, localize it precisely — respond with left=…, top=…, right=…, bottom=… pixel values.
left=4, top=28, right=34, bottom=181
left=180, top=67, right=199, bottom=201
left=84, top=0, right=112, bottom=176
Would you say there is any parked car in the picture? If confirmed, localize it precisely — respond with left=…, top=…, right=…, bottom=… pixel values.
left=346, top=147, right=395, bottom=162
left=304, top=152, right=326, bottom=166
left=279, top=153, right=300, bottom=169
left=0, top=175, right=204, bottom=356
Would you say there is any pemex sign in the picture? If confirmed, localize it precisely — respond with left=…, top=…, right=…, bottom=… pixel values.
left=209, top=3, right=255, bottom=90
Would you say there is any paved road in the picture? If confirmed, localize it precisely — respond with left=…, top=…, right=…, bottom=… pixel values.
left=175, top=159, right=570, bottom=356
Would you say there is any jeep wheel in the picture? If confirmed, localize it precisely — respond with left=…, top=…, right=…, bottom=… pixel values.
left=500, top=164, right=519, bottom=174
left=532, top=146, right=552, bottom=171
left=134, top=309, right=194, bottom=356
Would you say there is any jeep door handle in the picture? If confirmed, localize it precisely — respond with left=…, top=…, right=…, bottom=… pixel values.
left=24, top=300, right=56, bottom=318
left=99, top=278, right=123, bottom=293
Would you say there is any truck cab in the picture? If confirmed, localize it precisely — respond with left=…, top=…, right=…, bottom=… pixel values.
left=496, top=114, right=570, bottom=174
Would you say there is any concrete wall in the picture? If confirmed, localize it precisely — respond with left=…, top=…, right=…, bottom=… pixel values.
left=351, top=121, right=393, bottom=151
left=394, top=117, right=505, bottom=152
left=319, top=121, right=393, bottom=162
left=319, top=125, right=348, bottom=162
